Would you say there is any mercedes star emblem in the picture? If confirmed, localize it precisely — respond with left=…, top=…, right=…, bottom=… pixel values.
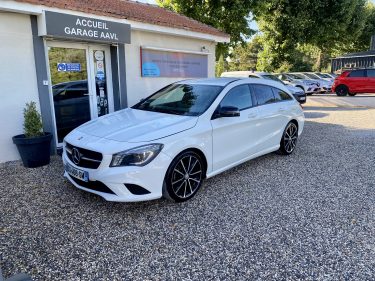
left=72, top=148, right=81, bottom=165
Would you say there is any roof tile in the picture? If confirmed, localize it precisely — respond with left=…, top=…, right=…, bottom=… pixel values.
left=14, top=0, right=229, bottom=38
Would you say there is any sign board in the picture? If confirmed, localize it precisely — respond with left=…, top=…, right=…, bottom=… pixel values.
left=141, top=48, right=208, bottom=78
left=57, top=63, right=81, bottom=72
left=43, top=11, right=131, bottom=44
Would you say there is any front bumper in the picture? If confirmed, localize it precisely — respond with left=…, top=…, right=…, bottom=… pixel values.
left=62, top=150, right=172, bottom=202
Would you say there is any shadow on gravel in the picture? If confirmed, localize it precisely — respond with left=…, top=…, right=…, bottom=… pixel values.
left=303, top=112, right=329, bottom=119
left=303, top=106, right=370, bottom=111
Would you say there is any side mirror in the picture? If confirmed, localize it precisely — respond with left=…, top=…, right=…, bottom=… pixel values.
left=213, top=106, right=240, bottom=119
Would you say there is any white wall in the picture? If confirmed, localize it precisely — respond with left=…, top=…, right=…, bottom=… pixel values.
left=125, top=30, right=216, bottom=106
left=0, top=12, right=40, bottom=162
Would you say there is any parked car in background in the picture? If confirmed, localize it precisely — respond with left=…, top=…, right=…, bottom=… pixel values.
left=292, top=72, right=332, bottom=94
left=325, top=73, right=338, bottom=79
left=63, top=78, right=304, bottom=203
left=314, top=72, right=335, bottom=82
left=332, top=68, right=375, bottom=96
left=221, top=71, right=306, bottom=104
left=277, top=73, right=321, bottom=95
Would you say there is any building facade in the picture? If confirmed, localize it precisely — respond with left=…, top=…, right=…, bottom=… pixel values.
left=0, top=0, right=229, bottom=162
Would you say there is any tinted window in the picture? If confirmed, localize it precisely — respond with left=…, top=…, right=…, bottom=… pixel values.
left=133, top=84, right=223, bottom=116
left=220, top=85, right=252, bottom=110
left=272, top=88, right=293, bottom=101
left=248, top=75, right=260, bottom=78
left=367, top=69, right=375, bottom=77
left=348, top=70, right=365, bottom=77
left=253, top=84, right=276, bottom=105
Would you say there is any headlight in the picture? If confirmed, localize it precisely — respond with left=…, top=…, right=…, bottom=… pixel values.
left=110, top=144, right=164, bottom=167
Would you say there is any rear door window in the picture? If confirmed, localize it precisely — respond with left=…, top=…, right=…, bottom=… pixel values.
left=252, top=84, right=276, bottom=105
left=348, top=70, right=365, bottom=77
left=272, top=88, right=293, bottom=101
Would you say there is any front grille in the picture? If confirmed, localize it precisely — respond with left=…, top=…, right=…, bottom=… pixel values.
left=65, top=142, right=102, bottom=169
left=70, top=177, right=116, bottom=195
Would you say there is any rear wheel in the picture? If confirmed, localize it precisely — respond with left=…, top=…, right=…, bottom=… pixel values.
left=279, top=122, right=299, bottom=155
left=348, top=92, right=357, bottom=96
left=163, top=151, right=204, bottom=202
left=336, top=85, right=348, bottom=96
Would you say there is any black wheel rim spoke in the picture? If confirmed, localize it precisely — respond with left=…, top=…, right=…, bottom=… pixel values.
left=284, top=123, right=298, bottom=153
left=171, top=155, right=202, bottom=199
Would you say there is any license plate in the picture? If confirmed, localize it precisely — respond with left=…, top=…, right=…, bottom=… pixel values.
left=65, top=163, right=88, bottom=182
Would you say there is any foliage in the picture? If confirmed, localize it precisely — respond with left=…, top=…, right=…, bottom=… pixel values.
left=253, top=0, right=368, bottom=71
left=23, top=102, right=43, bottom=138
left=228, top=35, right=262, bottom=71
left=157, top=0, right=256, bottom=59
left=215, top=55, right=226, bottom=77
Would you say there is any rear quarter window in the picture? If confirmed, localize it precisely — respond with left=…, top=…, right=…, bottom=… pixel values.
left=348, top=70, right=365, bottom=77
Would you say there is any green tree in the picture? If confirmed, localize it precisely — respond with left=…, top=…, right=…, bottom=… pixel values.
left=254, top=0, right=368, bottom=71
left=215, top=54, right=226, bottom=77
left=157, top=0, right=256, bottom=59
left=228, top=35, right=263, bottom=71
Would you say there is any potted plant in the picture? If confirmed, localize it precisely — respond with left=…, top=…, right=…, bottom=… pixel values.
left=12, top=102, right=52, bottom=168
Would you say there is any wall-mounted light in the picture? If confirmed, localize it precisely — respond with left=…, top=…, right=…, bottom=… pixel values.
left=201, top=46, right=209, bottom=53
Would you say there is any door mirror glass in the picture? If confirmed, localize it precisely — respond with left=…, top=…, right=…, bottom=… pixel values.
left=218, top=106, right=240, bottom=117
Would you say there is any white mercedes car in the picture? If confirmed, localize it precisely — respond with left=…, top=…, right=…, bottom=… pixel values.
left=63, top=78, right=305, bottom=203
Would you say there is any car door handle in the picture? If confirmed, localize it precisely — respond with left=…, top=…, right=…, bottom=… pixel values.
left=278, top=107, right=287, bottom=112
left=248, top=113, right=257, bottom=118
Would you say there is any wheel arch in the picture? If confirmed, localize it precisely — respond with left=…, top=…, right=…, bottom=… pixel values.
left=172, top=147, right=208, bottom=178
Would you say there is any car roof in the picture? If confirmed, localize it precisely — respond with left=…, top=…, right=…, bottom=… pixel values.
left=176, top=78, right=241, bottom=86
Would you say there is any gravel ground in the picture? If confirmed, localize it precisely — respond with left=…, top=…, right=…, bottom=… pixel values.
left=1, top=100, right=375, bottom=280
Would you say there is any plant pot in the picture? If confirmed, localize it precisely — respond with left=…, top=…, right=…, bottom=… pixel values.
left=12, top=133, right=53, bottom=168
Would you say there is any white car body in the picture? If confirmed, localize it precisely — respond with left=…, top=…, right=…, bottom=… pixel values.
left=63, top=78, right=305, bottom=202
left=277, top=73, right=321, bottom=94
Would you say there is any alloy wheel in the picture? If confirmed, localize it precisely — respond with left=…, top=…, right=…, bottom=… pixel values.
left=283, top=123, right=298, bottom=153
left=170, top=154, right=203, bottom=199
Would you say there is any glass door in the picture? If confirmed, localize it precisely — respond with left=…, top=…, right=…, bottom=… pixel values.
left=47, top=42, right=113, bottom=145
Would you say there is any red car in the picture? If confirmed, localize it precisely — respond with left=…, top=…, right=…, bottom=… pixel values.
left=332, top=68, right=375, bottom=96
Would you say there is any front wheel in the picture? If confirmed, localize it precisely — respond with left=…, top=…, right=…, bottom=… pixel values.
left=336, top=85, right=348, bottom=96
left=163, top=151, right=204, bottom=202
left=279, top=122, right=299, bottom=155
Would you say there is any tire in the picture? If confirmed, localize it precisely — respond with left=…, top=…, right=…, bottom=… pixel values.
left=279, top=122, right=299, bottom=155
left=335, top=85, right=348, bottom=96
left=348, top=92, right=357, bottom=96
left=163, top=151, right=205, bottom=202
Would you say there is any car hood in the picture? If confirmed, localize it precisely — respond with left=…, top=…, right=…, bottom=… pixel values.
left=75, top=108, right=198, bottom=143
left=286, top=85, right=303, bottom=94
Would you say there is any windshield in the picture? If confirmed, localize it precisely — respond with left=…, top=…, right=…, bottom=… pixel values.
left=288, top=73, right=304, bottom=79
left=132, top=84, right=223, bottom=116
left=262, top=74, right=282, bottom=82
left=304, top=73, right=319, bottom=79
left=317, top=73, right=331, bottom=78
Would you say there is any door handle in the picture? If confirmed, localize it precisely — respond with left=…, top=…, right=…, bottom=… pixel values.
left=278, top=107, right=287, bottom=112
